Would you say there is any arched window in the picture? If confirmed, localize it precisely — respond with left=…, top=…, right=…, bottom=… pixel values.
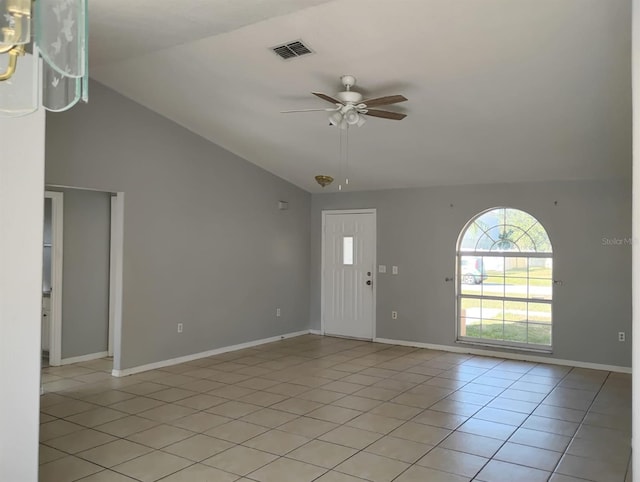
left=457, top=207, right=553, bottom=351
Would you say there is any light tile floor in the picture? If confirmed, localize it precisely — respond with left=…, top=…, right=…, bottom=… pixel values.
left=38, top=335, right=632, bottom=482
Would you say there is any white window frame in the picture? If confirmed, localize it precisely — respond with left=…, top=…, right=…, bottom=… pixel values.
left=456, top=208, right=553, bottom=353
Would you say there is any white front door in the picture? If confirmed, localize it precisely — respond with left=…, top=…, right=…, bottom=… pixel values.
left=322, top=211, right=376, bottom=339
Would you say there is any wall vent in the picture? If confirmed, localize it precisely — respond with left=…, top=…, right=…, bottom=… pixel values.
left=271, top=40, right=313, bottom=60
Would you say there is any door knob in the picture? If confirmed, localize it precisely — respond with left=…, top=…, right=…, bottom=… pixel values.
left=366, top=280, right=372, bottom=286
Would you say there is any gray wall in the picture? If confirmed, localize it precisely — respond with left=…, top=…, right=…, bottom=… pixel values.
left=46, top=81, right=311, bottom=370
left=311, top=180, right=632, bottom=368
left=50, top=188, right=111, bottom=359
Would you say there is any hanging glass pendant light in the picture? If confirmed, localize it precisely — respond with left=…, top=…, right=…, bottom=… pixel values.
left=0, top=0, right=88, bottom=117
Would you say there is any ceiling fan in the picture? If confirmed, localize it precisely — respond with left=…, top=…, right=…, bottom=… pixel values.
left=282, top=75, right=407, bottom=129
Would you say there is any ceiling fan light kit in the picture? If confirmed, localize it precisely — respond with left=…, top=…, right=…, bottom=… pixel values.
left=343, top=107, right=364, bottom=127
left=329, top=110, right=343, bottom=127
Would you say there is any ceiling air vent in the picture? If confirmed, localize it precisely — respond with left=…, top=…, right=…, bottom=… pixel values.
left=271, top=40, right=313, bottom=60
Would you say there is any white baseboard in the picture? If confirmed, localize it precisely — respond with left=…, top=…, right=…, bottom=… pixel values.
left=112, top=330, right=310, bottom=377
left=374, top=337, right=632, bottom=374
left=110, top=330, right=631, bottom=378
left=60, top=351, right=108, bottom=366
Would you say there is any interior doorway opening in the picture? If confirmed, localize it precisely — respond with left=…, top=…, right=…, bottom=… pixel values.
left=41, top=187, right=124, bottom=388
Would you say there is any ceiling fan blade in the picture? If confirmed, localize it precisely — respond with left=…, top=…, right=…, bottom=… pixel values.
left=364, top=109, right=407, bottom=120
left=281, top=108, right=332, bottom=113
left=361, top=95, right=408, bottom=108
left=312, top=92, right=344, bottom=105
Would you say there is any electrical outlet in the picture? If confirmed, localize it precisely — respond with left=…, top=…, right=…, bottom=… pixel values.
left=392, top=311, right=398, bottom=320
left=177, top=323, right=183, bottom=333
left=276, top=308, right=281, bottom=317
left=618, top=331, right=626, bottom=342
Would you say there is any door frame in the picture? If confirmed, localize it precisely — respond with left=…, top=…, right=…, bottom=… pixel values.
left=109, top=192, right=124, bottom=367
left=45, top=186, right=125, bottom=370
left=107, top=192, right=124, bottom=358
left=321, top=209, right=377, bottom=340
left=44, top=191, right=64, bottom=366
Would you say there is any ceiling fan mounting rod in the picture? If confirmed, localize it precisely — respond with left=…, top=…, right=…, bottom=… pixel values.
left=341, top=74, right=356, bottom=90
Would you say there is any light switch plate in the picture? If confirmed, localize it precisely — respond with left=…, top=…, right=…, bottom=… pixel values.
left=378, top=265, right=386, bottom=273
left=392, top=266, right=398, bottom=275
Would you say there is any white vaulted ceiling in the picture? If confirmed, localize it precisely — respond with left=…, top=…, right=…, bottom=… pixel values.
left=89, top=0, right=631, bottom=192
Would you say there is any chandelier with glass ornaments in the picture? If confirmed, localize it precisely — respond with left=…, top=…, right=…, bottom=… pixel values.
left=0, top=0, right=88, bottom=117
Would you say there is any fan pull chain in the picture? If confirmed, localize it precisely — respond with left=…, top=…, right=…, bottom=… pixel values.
left=345, top=126, right=350, bottom=186
left=338, top=126, right=349, bottom=191
left=338, top=127, right=343, bottom=191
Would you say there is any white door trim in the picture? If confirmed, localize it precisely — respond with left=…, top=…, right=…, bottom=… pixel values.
left=109, top=192, right=125, bottom=370
left=321, top=209, right=377, bottom=340
left=45, top=186, right=125, bottom=370
left=45, top=191, right=64, bottom=366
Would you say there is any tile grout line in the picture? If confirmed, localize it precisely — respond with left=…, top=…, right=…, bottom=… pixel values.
left=545, top=370, right=624, bottom=482
left=392, top=360, right=541, bottom=482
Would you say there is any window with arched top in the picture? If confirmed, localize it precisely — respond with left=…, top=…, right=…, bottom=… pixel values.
left=457, top=207, right=553, bottom=351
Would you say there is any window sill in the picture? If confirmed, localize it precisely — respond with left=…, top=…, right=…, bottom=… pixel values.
left=456, top=338, right=553, bottom=355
